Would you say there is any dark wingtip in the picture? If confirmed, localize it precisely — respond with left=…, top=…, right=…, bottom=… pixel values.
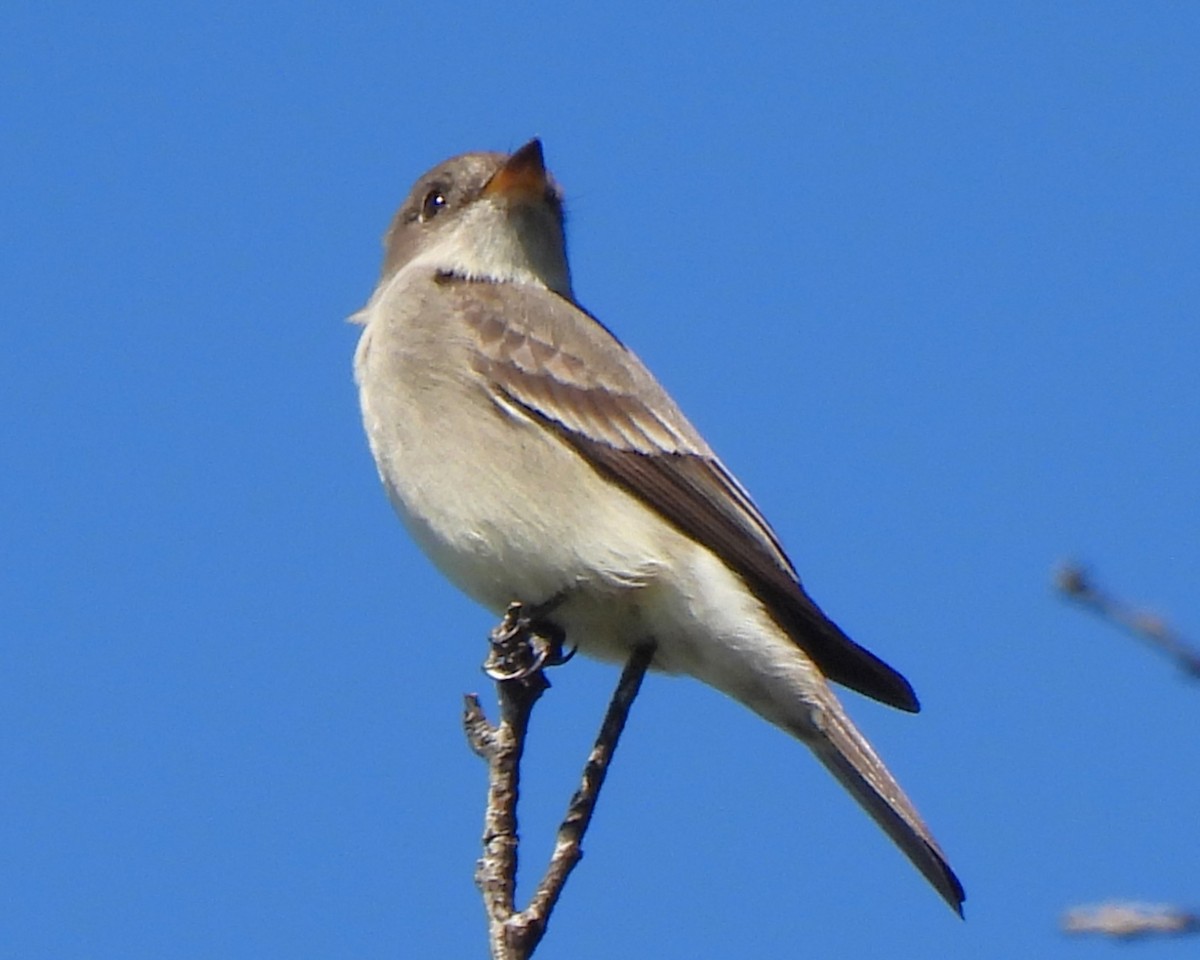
left=774, top=589, right=925, bottom=712
left=890, top=675, right=921, bottom=714
left=828, top=631, right=921, bottom=713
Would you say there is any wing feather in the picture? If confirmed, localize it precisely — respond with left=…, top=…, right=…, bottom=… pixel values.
left=450, top=278, right=919, bottom=711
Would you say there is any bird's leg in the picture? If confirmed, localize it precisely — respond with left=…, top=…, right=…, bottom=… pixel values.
left=528, top=617, right=578, bottom=671
left=483, top=596, right=575, bottom=682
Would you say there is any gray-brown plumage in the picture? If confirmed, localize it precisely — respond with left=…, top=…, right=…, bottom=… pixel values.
left=353, top=139, right=964, bottom=913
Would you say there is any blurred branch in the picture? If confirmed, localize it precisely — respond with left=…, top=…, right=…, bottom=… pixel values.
left=463, top=602, right=654, bottom=960
left=1062, top=902, right=1200, bottom=940
left=1054, top=562, right=1200, bottom=679
left=1054, top=563, right=1198, bottom=943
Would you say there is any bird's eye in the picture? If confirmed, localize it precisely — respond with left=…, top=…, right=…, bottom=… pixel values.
left=420, top=188, right=448, bottom=221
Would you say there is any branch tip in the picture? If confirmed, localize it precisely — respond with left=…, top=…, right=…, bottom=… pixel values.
left=465, top=603, right=655, bottom=959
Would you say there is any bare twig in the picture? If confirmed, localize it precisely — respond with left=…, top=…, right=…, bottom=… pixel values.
left=524, top=643, right=655, bottom=926
left=1054, top=562, right=1200, bottom=679
left=1062, top=902, right=1200, bottom=939
left=463, top=602, right=655, bottom=959
left=464, top=604, right=551, bottom=950
left=1054, top=563, right=1198, bottom=941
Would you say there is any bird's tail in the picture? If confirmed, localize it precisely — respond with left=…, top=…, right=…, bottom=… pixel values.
left=803, top=695, right=965, bottom=914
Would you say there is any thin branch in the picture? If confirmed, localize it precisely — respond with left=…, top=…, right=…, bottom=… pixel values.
left=463, top=602, right=654, bottom=960
left=524, top=643, right=655, bottom=925
left=1062, top=902, right=1200, bottom=939
left=1054, top=561, right=1200, bottom=679
left=1054, top=563, right=1198, bottom=942
left=464, top=604, right=550, bottom=951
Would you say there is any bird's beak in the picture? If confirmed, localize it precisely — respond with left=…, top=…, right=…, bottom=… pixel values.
left=482, top=139, right=549, bottom=201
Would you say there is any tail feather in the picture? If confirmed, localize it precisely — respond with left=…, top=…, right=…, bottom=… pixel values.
left=811, top=700, right=965, bottom=914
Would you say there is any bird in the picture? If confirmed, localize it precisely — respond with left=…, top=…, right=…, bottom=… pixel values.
left=351, top=138, right=965, bottom=914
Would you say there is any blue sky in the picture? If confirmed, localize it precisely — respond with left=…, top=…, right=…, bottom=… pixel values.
left=3, top=3, right=1198, bottom=957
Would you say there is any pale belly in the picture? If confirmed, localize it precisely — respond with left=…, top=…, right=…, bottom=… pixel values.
left=358, top=340, right=674, bottom=659
left=354, top=318, right=813, bottom=715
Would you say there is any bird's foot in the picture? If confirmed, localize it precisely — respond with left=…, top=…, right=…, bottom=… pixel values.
left=483, top=599, right=576, bottom=682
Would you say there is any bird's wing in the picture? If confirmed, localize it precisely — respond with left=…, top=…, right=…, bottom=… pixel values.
left=447, top=276, right=919, bottom=712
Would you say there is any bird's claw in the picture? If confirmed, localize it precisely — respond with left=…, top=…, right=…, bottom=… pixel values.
left=482, top=601, right=572, bottom=681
